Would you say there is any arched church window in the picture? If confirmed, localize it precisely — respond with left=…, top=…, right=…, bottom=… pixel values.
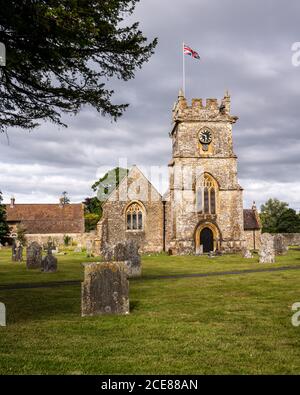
left=126, top=202, right=144, bottom=231
left=196, top=174, right=218, bottom=215
left=210, top=188, right=216, bottom=214
left=204, top=187, right=209, bottom=213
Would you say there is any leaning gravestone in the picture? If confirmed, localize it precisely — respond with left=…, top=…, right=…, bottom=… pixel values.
left=273, top=234, right=288, bottom=256
left=41, top=249, right=57, bottom=273
left=81, top=262, right=129, bottom=317
left=259, top=233, right=275, bottom=264
left=241, top=247, right=253, bottom=259
left=26, top=242, right=42, bottom=269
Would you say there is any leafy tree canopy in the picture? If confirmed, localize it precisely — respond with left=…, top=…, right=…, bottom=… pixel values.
left=260, top=198, right=299, bottom=233
left=277, top=208, right=300, bottom=233
left=61, top=191, right=70, bottom=204
left=0, top=0, right=157, bottom=131
left=92, top=167, right=129, bottom=202
left=83, top=167, right=128, bottom=231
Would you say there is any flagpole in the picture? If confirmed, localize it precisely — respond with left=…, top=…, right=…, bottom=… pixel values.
left=182, top=41, right=186, bottom=97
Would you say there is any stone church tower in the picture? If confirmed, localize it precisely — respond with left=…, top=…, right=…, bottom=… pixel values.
left=97, top=89, right=258, bottom=255
left=165, top=90, right=245, bottom=254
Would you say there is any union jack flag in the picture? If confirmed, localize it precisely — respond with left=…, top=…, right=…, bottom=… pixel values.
left=184, top=44, right=200, bottom=60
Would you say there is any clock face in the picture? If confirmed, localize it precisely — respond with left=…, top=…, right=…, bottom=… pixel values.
left=199, top=129, right=212, bottom=145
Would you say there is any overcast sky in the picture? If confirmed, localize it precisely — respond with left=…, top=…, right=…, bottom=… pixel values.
left=1, top=0, right=300, bottom=210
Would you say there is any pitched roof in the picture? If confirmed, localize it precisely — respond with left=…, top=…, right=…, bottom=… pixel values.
left=6, top=204, right=84, bottom=234
left=103, top=165, right=162, bottom=205
left=243, top=209, right=261, bottom=230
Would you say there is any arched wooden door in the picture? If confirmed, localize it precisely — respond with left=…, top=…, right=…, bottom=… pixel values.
left=200, top=227, right=214, bottom=253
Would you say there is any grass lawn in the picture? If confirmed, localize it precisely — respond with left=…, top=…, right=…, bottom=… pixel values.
left=0, top=247, right=300, bottom=374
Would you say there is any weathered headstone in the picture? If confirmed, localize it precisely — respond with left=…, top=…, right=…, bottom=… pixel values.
left=273, top=234, right=288, bottom=256
left=41, top=250, right=57, bottom=272
left=124, top=240, right=141, bottom=278
left=241, top=247, right=253, bottom=259
left=74, top=246, right=82, bottom=253
left=101, top=243, right=114, bottom=261
left=26, top=241, right=42, bottom=269
left=259, top=233, right=275, bottom=264
left=86, top=240, right=93, bottom=257
left=11, top=239, right=17, bottom=261
left=81, top=262, right=129, bottom=317
left=15, top=240, right=23, bottom=262
left=195, top=244, right=203, bottom=255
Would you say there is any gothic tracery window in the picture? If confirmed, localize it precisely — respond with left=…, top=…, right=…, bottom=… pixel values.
left=126, top=202, right=144, bottom=230
left=196, top=174, right=217, bottom=215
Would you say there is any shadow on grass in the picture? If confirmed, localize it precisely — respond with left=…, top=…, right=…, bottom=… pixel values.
left=0, top=285, right=81, bottom=325
left=130, top=300, right=140, bottom=312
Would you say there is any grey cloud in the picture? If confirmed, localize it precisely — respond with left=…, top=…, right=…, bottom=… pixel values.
left=1, top=0, right=300, bottom=209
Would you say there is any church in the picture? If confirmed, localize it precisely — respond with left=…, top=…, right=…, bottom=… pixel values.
left=98, top=90, right=261, bottom=254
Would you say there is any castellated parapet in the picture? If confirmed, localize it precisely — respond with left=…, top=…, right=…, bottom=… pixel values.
left=172, top=89, right=237, bottom=124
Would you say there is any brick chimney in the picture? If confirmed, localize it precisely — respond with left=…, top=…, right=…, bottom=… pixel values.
left=10, top=196, right=15, bottom=208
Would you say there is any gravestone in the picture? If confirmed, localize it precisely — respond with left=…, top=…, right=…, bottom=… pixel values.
left=41, top=249, right=57, bottom=272
left=101, top=243, right=114, bottom=261
left=11, top=239, right=17, bottom=261
left=259, top=233, right=275, bottom=264
left=15, top=240, right=23, bottom=262
left=124, top=240, right=141, bottom=278
left=74, top=246, right=82, bottom=253
left=86, top=240, right=93, bottom=257
left=195, top=244, right=203, bottom=255
left=273, top=234, right=288, bottom=256
left=26, top=242, right=42, bottom=269
left=102, top=241, right=141, bottom=278
left=241, top=247, right=253, bottom=259
left=81, top=262, right=129, bottom=317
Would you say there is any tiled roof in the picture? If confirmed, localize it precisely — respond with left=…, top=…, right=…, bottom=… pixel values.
left=6, top=204, right=84, bottom=234
left=243, top=209, right=261, bottom=230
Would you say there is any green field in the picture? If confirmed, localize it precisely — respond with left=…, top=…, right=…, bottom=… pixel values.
left=0, top=247, right=300, bottom=374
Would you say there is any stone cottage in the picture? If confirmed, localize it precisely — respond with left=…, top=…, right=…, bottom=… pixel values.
left=98, top=90, right=261, bottom=254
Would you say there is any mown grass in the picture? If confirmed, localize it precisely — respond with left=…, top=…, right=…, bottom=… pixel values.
left=0, top=247, right=300, bottom=374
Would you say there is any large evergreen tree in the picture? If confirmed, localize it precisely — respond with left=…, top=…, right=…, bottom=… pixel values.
left=0, top=1, right=157, bottom=131
left=0, top=191, right=9, bottom=242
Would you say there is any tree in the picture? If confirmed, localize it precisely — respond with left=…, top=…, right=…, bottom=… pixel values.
left=260, top=198, right=289, bottom=233
left=84, top=213, right=101, bottom=232
left=83, top=196, right=102, bottom=216
left=0, top=191, right=9, bottom=243
left=83, top=167, right=128, bottom=231
left=83, top=196, right=102, bottom=232
left=0, top=1, right=157, bottom=131
left=92, top=167, right=129, bottom=201
left=277, top=208, right=300, bottom=233
left=61, top=191, right=70, bottom=204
